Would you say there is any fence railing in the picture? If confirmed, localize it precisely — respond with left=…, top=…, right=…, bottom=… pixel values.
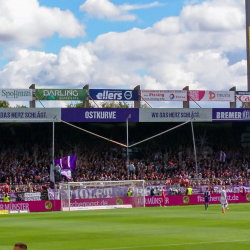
left=1, top=179, right=250, bottom=202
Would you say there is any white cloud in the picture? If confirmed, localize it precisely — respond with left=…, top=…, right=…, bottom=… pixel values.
left=181, top=0, right=245, bottom=31
left=80, top=0, right=163, bottom=21
left=0, top=0, right=247, bottom=105
left=0, top=46, right=97, bottom=88
left=0, top=0, right=85, bottom=46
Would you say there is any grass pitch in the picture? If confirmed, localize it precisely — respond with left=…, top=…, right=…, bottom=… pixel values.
left=1, top=203, right=250, bottom=250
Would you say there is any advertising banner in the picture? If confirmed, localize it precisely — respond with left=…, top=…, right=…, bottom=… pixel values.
left=49, top=185, right=168, bottom=200
left=189, top=90, right=235, bottom=102
left=0, top=200, right=60, bottom=212
left=140, top=90, right=187, bottom=101
left=139, top=108, right=212, bottom=122
left=179, top=185, right=250, bottom=195
left=0, top=108, right=61, bottom=122
left=89, top=89, right=139, bottom=101
left=61, top=108, right=139, bottom=122
left=143, top=193, right=250, bottom=207
left=236, top=95, right=250, bottom=102
left=236, top=91, right=250, bottom=95
left=212, top=108, right=250, bottom=121
left=0, top=193, right=249, bottom=212
left=23, top=192, right=41, bottom=201
left=35, top=89, right=87, bottom=101
left=0, top=89, right=33, bottom=101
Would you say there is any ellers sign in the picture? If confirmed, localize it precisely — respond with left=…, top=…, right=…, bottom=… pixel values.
left=89, top=89, right=138, bottom=101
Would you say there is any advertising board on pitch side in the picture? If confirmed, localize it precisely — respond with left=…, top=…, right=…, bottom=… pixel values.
left=139, top=108, right=212, bottom=122
left=140, top=90, right=187, bottom=101
left=89, top=89, right=139, bottom=101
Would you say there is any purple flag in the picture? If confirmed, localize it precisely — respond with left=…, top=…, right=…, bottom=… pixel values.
left=55, top=155, right=77, bottom=171
left=55, top=155, right=77, bottom=179
left=61, top=169, right=72, bottom=179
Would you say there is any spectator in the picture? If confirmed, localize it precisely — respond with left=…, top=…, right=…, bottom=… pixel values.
left=13, top=243, right=27, bottom=250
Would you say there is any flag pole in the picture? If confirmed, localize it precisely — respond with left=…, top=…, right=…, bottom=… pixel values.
left=53, top=121, right=55, bottom=211
left=191, top=119, right=198, bottom=178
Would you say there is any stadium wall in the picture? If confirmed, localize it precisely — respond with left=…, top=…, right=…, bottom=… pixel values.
left=0, top=108, right=250, bottom=123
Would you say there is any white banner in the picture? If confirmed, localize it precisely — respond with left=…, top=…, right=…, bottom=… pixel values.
left=139, top=108, right=212, bottom=122
left=140, top=90, right=187, bottom=101
left=0, top=89, right=34, bottom=101
left=236, top=95, right=250, bottom=102
left=0, top=108, right=61, bottom=122
left=23, top=192, right=41, bottom=201
left=189, top=90, right=235, bottom=102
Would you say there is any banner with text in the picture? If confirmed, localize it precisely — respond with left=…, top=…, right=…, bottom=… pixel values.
left=61, top=108, right=139, bottom=122
left=236, top=91, right=250, bottom=95
left=139, top=108, right=212, bottom=122
left=0, top=89, right=33, bottom=101
left=35, top=89, right=87, bottom=101
left=236, top=95, right=250, bottom=102
left=140, top=90, right=187, bottom=101
left=212, top=108, right=250, bottom=121
left=189, top=90, right=235, bottom=102
left=0, top=193, right=249, bottom=212
left=0, top=108, right=61, bottom=122
left=89, top=89, right=139, bottom=101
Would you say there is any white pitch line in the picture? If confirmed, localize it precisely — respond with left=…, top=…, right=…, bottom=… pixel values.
left=88, top=240, right=249, bottom=250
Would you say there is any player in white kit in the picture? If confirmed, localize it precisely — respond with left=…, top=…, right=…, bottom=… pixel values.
left=221, top=186, right=228, bottom=213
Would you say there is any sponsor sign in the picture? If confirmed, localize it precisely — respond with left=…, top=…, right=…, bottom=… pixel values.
left=61, top=108, right=139, bottom=122
left=0, top=89, right=33, bottom=101
left=0, top=108, right=61, bottom=123
left=0, top=193, right=249, bottom=212
left=89, top=89, right=139, bottom=101
left=236, top=91, right=250, bottom=95
left=212, top=108, right=250, bottom=121
left=140, top=90, right=187, bottom=101
left=189, top=90, right=235, bottom=102
left=236, top=95, right=250, bottom=102
left=0, top=200, right=60, bottom=212
left=35, top=89, right=87, bottom=101
left=139, top=108, right=212, bottom=122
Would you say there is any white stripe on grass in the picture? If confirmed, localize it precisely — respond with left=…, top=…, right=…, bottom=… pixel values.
left=88, top=240, right=249, bottom=250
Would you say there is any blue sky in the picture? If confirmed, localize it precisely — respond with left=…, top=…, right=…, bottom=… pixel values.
left=38, top=0, right=185, bottom=54
left=0, top=0, right=247, bottom=108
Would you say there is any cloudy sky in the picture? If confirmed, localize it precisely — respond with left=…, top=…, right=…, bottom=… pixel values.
left=0, top=0, right=247, bottom=108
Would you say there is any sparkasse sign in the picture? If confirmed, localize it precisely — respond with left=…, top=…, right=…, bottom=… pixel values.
left=35, top=89, right=87, bottom=101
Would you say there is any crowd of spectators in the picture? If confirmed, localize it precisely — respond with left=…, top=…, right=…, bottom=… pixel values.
left=0, top=122, right=250, bottom=194
left=0, top=143, right=249, bottom=194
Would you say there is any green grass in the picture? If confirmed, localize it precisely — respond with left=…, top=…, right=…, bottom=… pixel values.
left=1, top=204, right=250, bottom=250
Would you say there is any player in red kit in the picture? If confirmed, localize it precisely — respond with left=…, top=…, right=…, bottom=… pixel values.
left=160, top=186, right=167, bottom=207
